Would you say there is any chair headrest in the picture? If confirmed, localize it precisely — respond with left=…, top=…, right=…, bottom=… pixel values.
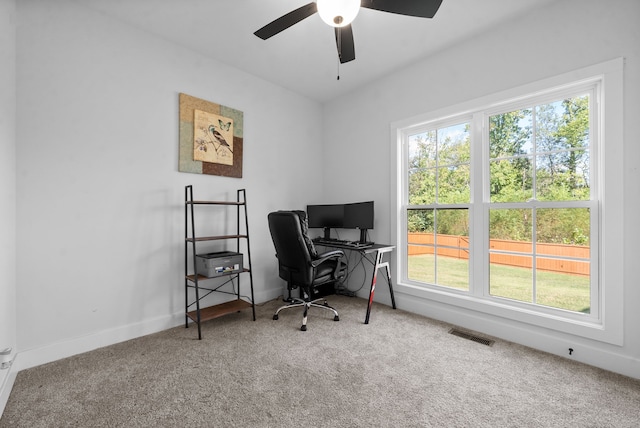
left=274, top=210, right=318, bottom=258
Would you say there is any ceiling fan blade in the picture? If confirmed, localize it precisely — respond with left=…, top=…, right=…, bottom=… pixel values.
left=335, top=25, right=355, bottom=64
left=360, top=0, right=443, bottom=18
left=254, top=2, right=318, bottom=40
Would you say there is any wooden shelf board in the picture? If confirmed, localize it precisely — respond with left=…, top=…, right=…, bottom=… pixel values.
left=187, top=201, right=244, bottom=206
left=186, top=268, right=250, bottom=282
left=186, top=299, right=253, bottom=323
left=186, top=235, right=248, bottom=242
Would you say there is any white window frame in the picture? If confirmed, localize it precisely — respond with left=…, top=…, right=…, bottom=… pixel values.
left=390, top=59, right=624, bottom=345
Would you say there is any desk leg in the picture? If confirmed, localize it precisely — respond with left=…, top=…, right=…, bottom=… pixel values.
left=383, top=261, right=397, bottom=310
left=365, top=250, right=397, bottom=324
left=365, top=251, right=383, bottom=324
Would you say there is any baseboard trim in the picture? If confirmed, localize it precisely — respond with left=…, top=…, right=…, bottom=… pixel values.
left=15, top=288, right=283, bottom=373
left=395, top=292, right=640, bottom=380
left=16, top=312, right=184, bottom=372
left=0, top=360, right=18, bottom=418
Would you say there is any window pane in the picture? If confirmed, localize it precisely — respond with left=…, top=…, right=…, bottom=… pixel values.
left=437, top=123, right=470, bottom=166
left=535, top=208, right=591, bottom=312
left=534, top=95, right=590, bottom=202
left=536, top=259, right=590, bottom=313
left=436, top=209, right=469, bottom=290
left=489, top=109, right=533, bottom=203
left=535, top=96, right=589, bottom=152
left=535, top=100, right=564, bottom=152
left=408, top=209, right=434, bottom=234
left=408, top=248, right=470, bottom=290
left=489, top=109, right=532, bottom=158
left=489, top=254, right=533, bottom=303
left=489, top=157, right=533, bottom=202
left=536, top=150, right=590, bottom=201
left=407, top=209, right=435, bottom=284
left=536, top=208, right=590, bottom=246
left=437, top=209, right=469, bottom=238
left=409, top=168, right=436, bottom=204
left=408, top=252, right=435, bottom=284
left=489, top=208, right=533, bottom=249
left=408, top=131, right=437, bottom=168
left=438, top=164, right=470, bottom=204
left=489, top=208, right=534, bottom=302
left=409, top=123, right=471, bottom=205
left=407, top=210, right=435, bottom=282
left=407, top=209, right=469, bottom=290
left=436, top=256, right=469, bottom=291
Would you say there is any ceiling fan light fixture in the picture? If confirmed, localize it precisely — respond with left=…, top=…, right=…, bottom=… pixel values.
left=317, top=0, right=360, bottom=27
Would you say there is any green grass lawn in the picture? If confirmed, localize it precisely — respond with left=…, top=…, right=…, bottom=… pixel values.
left=408, top=254, right=590, bottom=313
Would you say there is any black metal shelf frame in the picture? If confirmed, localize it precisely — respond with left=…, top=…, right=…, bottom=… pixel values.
left=184, top=185, right=256, bottom=339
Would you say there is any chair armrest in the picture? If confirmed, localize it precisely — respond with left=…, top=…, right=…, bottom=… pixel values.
left=310, top=250, right=345, bottom=268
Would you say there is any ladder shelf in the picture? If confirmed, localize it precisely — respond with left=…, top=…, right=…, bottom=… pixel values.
left=184, top=185, right=256, bottom=340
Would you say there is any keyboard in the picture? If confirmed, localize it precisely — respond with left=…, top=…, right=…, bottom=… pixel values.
left=313, top=238, right=374, bottom=249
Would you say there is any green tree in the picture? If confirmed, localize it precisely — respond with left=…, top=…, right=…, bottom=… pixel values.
left=489, top=110, right=531, bottom=158
left=489, top=110, right=532, bottom=201
left=535, top=96, right=590, bottom=201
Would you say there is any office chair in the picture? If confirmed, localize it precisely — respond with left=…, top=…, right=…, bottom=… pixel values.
left=267, top=211, right=347, bottom=331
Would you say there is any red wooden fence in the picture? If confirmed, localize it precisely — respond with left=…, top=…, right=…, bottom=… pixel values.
left=408, top=233, right=589, bottom=276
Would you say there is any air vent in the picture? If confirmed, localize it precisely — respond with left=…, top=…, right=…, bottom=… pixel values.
left=449, top=328, right=495, bottom=347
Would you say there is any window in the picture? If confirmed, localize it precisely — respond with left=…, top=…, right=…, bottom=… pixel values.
left=486, top=93, right=595, bottom=315
left=391, top=59, right=623, bottom=344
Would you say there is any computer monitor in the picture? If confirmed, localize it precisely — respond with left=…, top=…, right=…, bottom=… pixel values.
left=344, top=201, right=374, bottom=243
left=306, top=201, right=374, bottom=243
left=306, top=204, right=344, bottom=239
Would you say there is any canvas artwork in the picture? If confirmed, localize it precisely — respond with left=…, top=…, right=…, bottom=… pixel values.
left=179, top=93, right=243, bottom=177
left=193, top=109, right=234, bottom=165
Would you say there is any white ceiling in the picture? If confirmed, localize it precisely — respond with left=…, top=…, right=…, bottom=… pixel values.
left=76, top=0, right=556, bottom=103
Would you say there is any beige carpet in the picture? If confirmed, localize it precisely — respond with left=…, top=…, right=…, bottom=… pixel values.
left=1, top=295, right=639, bottom=427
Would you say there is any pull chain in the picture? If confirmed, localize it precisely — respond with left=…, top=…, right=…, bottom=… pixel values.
left=336, top=28, right=341, bottom=80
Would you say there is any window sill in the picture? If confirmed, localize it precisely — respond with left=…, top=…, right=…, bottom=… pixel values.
left=395, top=281, right=622, bottom=346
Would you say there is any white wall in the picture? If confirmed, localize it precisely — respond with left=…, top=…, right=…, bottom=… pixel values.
left=0, top=0, right=18, bottom=414
left=323, top=0, right=640, bottom=378
left=14, top=0, right=324, bottom=368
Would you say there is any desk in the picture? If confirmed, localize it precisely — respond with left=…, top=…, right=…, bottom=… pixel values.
left=315, top=242, right=396, bottom=323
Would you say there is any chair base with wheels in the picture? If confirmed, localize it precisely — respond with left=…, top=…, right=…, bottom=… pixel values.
left=273, top=291, right=340, bottom=331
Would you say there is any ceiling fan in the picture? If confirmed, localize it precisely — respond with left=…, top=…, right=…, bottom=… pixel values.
left=254, top=0, right=443, bottom=64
